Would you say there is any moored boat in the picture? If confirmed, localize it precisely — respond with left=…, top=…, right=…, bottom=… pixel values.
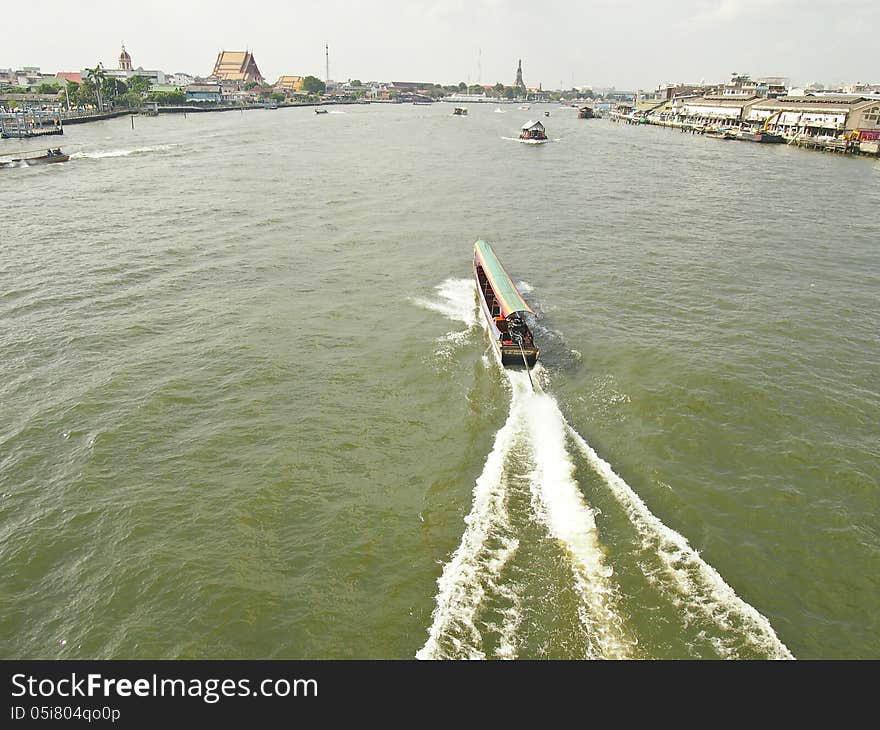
left=577, top=106, right=595, bottom=119
left=704, top=126, right=735, bottom=139
left=734, top=129, right=786, bottom=143
left=0, top=147, right=69, bottom=168
left=473, top=239, right=539, bottom=369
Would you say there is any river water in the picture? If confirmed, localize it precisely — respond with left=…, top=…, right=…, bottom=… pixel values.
left=1, top=103, right=878, bottom=659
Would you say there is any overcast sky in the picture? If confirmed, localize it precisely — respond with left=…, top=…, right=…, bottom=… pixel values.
left=4, top=0, right=877, bottom=89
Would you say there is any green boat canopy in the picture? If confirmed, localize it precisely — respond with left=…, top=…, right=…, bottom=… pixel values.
left=473, top=239, right=534, bottom=317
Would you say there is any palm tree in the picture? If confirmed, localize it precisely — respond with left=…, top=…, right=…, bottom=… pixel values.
left=86, top=64, right=106, bottom=112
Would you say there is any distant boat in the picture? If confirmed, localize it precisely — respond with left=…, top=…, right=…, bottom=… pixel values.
left=704, top=126, right=735, bottom=139
left=577, top=106, right=595, bottom=119
left=544, top=111, right=550, bottom=117
left=0, top=147, right=69, bottom=168
left=518, top=105, right=530, bottom=110
left=518, top=120, right=549, bottom=144
left=734, top=129, right=786, bottom=143
left=495, top=106, right=506, bottom=113
left=473, top=239, right=539, bottom=369
left=315, top=108, right=328, bottom=114
left=452, top=106, right=468, bottom=116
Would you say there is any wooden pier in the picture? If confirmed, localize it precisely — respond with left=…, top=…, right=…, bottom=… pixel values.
left=0, top=110, right=63, bottom=139
left=786, top=135, right=871, bottom=155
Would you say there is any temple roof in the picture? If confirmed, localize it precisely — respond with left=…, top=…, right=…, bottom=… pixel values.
left=276, top=75, right=303, bottom=89
left=211, top=51, right=264, bottom=83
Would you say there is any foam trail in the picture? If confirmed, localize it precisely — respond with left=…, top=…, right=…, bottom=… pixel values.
left=416, top=408, right=521, bottom=660
left=567, top=427, right=794, bottom=659
left=71, top=144, right=177, bottom=159
left=419, top=277, right=631, bottom=659
left=411, top=278, right=477, bottom=328
left=413, top=278, right=480, bottom=366
left=510, top=370, right=635, bottom=659
left=491, top=580, right=523, bottom=659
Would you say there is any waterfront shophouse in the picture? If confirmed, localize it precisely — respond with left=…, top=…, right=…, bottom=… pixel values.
left=745, top=95, right=880, bottom=139
left=669, top=94, right=763, bottom=126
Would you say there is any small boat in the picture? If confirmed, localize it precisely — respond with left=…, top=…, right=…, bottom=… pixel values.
left=0, top=147, right=69, bottom=168
left=544, top=111, right=550, bottom=117
left=315, top=108, right=328, bottom=114
left=473, top=240, right=539, bottom=369
left=494, top=106, right=506, bottom=113
left=577, top=106, right=595, bottom=119
left=452, top=106, right=468, bottom=116
left=704, top=126, right=735, bottom=139
left=518, top=105, right=530, bottom=110
left=735, top=129, right=786, bottom=143
left=518, top=120, right=549, bottom=144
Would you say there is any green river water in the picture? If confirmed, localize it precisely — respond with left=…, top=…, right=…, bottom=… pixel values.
left=1, top=103, right=878, bottom=659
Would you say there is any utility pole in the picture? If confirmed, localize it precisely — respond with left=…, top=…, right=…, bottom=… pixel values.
left=325, top=43, right=329, bottom=85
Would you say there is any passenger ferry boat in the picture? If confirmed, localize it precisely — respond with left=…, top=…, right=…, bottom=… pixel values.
left=519, top=120, right=549, bottom=144
left=472, top=240, right=539, bottom=369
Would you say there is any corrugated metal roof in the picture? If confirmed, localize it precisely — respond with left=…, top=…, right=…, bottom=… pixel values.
left=681, top=96, right=760, bottom=107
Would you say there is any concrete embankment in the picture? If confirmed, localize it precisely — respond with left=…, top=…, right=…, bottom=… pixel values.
left=56, top=102, right=346, bottom=126
left=62, top=111, right=132, bottom=125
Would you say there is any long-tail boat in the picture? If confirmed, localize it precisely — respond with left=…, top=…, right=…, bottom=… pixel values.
left=0, top=147, right=69, bottom=168
left=472, top=239, right=539, bottom=369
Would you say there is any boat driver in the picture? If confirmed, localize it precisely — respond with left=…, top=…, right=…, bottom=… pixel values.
left=508, top=317, right=528, bottom=343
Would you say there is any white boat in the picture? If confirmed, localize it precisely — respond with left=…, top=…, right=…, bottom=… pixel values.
left=494, top=107, right=506, bottom=113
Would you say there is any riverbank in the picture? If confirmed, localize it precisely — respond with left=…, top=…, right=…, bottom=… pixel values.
left=53, top=100, right=363, bottom=125
left=610, top=113, right=880, bottom=158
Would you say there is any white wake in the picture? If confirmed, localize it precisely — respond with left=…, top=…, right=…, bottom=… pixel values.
left=415, top=400, right=522, bottom=660
left=416, top=276, right=792, bottom=659
left=412, top=278, right=480, bottom=365
left=510, top=369, right=634, bottom=659
left=71, top=144, right=177, bottom=159
left=567, top=428, right=794, bottom=659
